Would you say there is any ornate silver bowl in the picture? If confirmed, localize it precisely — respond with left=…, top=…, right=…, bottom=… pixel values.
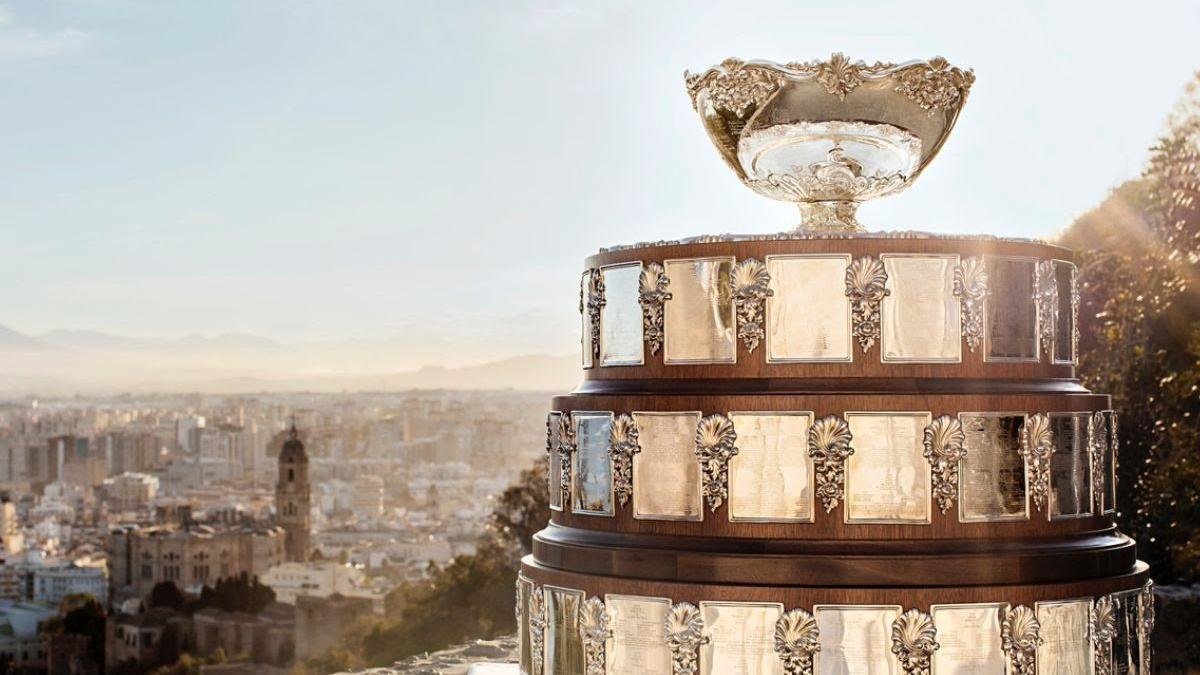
left=685, top=54, right=974, bottom=232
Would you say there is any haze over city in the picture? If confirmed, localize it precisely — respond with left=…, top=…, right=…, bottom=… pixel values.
left=2, top=0, right=1198, bottom=394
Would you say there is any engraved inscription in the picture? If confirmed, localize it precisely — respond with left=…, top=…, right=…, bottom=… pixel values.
left=600, top=263, right=646, bottom=367
left=845, top=413, right=932, bottom=524
left=546, top=586, right=586, bottom=675
left=728, top=413, right=815, bottom=522
left=606, top=595, right=673, bottom=675
left=573, top=412, right=615, bottom=516
left=815, top=605, right=901, bottom=675
left=1049, top=413, right=1092, bottom=519
left=700, top=602, right=785, bottom=675
left=1037, top=599, right=1094, bottom=675
left=766, top=255, right=853, bottom=362
left=881, top=255, right=961, bottom=363
left=958, top=414, right=1028, bottom=522
left=663, top=257, right=737, bottom=364
left=930, top=603, right=1008, bottom=675
left=632, top=412, right=703, bottom=521
left=986, top=257, right=1039, bottom=362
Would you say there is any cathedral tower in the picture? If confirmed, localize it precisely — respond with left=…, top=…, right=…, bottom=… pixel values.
left=276, top=424, right=311, bottom=562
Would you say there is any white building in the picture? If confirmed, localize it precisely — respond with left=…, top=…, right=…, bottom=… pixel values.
left=259, top=561, right=378, bottom=606
left=32, top=561, right=107, bottom=605
left=0, top=600, right=55, bottom=670
left=101, top=472, right=159, bottom=512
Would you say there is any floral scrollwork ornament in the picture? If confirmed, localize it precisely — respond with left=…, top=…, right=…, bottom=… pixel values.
left=892, top=56, right=976, bottom=112
left=665, top=602, right=708, bottom=675
left=1020, top=413, right=1054, bottom=512
left=953, top=256, right=988, bottom=352
left=1034, top=260, right=1058, bottom=358
left=774, top=608, right=820, bottom=675
left=1001, top=605, right=1042, bottom=675
left=846, top=256, right=889, bottom=353
left=808, top=415, right=854, bottom=513
left=582, top=268, right=605, bottom=364
left=639, top=263, right=672, bottom=356
left=1141, top=579, right=1156, bottom=673
left=1088, top=412, right=1107, bottom=512
left=609, top=413, right=640, bottom=507
left=891, top=609, right=939, bottom=675
left=684, top=58, right=785, bottom=117
left=923, top=415, right=966, bottom=515
left=730, top=258, right=773, bottom=353
left=529, top=588, right=547, bottom=675
left=558, top=413, right=576, bottom=509
left=1092, top=594, right=1117, bottom=675
left=694, top=414, right=738, bottom=512
left=579, top=596, right=611, bottom=675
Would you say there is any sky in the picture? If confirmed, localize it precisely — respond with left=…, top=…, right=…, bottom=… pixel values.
left=0, top=0, right=1198, bottom=368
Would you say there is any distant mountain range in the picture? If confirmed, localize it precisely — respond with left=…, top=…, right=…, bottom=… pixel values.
left=0, top=324, right=579, bottom=396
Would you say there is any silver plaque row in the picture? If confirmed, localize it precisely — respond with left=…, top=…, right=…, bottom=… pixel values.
left=517, top=577, right=1156, bottom=675
left=580, top=255, right=1080, bottom=367
left=546, top=409, right=1118, bottom=524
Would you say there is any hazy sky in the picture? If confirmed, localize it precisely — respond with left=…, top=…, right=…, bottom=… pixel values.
left=1, top=1, right=1197, bottom=365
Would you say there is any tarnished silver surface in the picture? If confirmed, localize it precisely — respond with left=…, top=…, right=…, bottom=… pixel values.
left=880, top=254, right=961, bottom=363
left=639, top=263, right=672, bottom=356
left=666, top=602, right=708, bottom=675
left=530, top=586, right=547, bottom=675
left=814, top=605, right=901, bottom=675
left=985, top=257, right=1039, bottom=362
left=846, top=256, right=889, bottom=354
left=891, top=609, right=939, bottom=675
left=699, top=601, right=785, bottom=675
left=606, top=594, right=673, bottom=675
left=922, top=415, right=966, bottom=515
left=684, top=55, right=973, bottom=231
left=958, top=413, right=1028, bottom=522
left=808, top=415, right=854, bottom=514
left=1036, top=599, right=1094, bottom=675
left=663, top=257, right=737, bottom=364
left=731, top=258, right=773, bottom=353
left=559, top=413, right=577, bottom=514
left=600, top=263, right=645, bottom=367
left=1052, top=261, right=1078, bottom=365
left=694, top=414, right=739, bottom=513
left=581, top=270, right=605, bottom=368
left=765, top=254, right=853, bottom=362
left=844, top=412, right=932, bottom=524
left=548, top=412, right=563, bottom=512
left=572, top=412, right=615, bottom=517
left=1002, top=605, right=1042, bottom=675
left=546, top=586, right=586, bottom=675
left=632, top=412, right=704, bottom=521
left=775, top=608, right=820, bottom=675
left=929, top=603, right=1007, bottom=675
left=953, top=256, right=988, bottom=353
left=1020, top=413, right=1054, bottom=513
left=727, top=412, right=815, bottom=523
left=1088, top=412, right=1111, bottom=515
left=1139, top=581, right=1155, bottom=675
left=1049, top=413, right=1092, bottom=520
left=580, top=597, right=610, bottom=675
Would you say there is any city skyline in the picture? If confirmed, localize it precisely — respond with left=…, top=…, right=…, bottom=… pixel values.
left=2, top=1, right=1198, bottom=373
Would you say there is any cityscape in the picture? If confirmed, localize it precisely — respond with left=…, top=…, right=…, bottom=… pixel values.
left=0, top=390, right=549, bottom=672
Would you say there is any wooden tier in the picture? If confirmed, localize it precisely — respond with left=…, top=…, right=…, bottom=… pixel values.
left=579, top=236, right=1078, bottom=382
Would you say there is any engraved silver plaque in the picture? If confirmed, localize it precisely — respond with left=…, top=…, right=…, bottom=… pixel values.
left=1049, top=413, right=1092, bottom=520
left=1101, top=411, right=1117, bottom=515
left=930, top=603, right=1008, bottom=675
left=632, top=412, right=703, bottom=521
left=663, top=257, right=736, bottom=364
left=700, top=601, right=785, bottom=675
left=765, top=254, right=853, bottom=362
left=546, top=586, right=586, bottom=675
left=573, top=412, right=615, bottom=517
left=519, top=577, right=534, bottom=675
left=727, top=412, right=815, bottom=522
left=880, top=254, right=962, bottom=363
left=844, top=412, right=933, bottom=524
left=1052, top=261, right=1077, bottom=364
left=985, top=257, right=1039, bottom=362
left=549, top=412, right=564, bottom=512
left=582, top=272, right=595, bottom=369
left=601, top=263, right=645, bottom=367
left=1036, top=598, right=1094, bottom=675
left=1111, top=591, right=1143, bottom=675
left=814, top=605, right=901, bottom=675
left=958, top=413, right=1029, bottom=522
left=605, top=594, right=673, bottom=675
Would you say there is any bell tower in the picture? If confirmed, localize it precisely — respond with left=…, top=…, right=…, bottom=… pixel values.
left=276, top=423, right=311, bottom=562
